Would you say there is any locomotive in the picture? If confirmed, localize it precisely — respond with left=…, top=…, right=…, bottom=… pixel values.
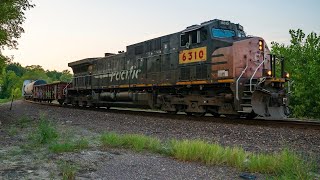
left=25, top=19, right=290, bottom=119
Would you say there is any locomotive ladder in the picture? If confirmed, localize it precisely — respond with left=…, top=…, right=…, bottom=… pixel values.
left=238, top=79, right=257, bottom=113
left=236, top=58, right=249, bottom=100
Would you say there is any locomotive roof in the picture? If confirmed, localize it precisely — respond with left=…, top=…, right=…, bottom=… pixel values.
left=68, top=57, right=101, bottom=67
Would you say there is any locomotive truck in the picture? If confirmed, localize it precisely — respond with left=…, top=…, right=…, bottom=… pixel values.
left=25, top=19, right=291, bottom=119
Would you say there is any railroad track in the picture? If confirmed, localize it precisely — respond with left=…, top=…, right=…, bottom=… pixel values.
left=25, top=100, right=320, bottom=130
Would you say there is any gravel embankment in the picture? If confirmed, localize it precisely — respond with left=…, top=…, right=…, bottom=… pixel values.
left=1, top=100, right=319, bottom=179
left=4, top=100, right=319, bottom=154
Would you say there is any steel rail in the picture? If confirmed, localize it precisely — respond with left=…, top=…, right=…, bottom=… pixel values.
left=24, top=100, right=320, bottom=130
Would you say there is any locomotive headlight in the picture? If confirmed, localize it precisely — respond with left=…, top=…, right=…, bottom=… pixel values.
left=285, top=72, right=290, bottom=78
left=267, top=70, right=272, bottom=76
left=258, top=40, right=264, bottom=51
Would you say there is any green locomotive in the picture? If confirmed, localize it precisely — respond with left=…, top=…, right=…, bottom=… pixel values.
left=67, top=19, right=290, bottom=119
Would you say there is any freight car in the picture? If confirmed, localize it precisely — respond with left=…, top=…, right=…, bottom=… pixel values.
left=33, top=81, right=68, bottom=104
left=23, top=80, right=68, bottom=104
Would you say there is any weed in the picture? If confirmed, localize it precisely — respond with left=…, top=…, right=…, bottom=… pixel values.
left=58, top=160, right=77, bottom=180
left=31, top=116, right=58, bottom=145
left=17, top=116, right=33, bottom=128
left=8, top=126, right=18, bottom=136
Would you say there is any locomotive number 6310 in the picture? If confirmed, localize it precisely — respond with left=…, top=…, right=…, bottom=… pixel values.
left=179, top=47, right=207, bottom=64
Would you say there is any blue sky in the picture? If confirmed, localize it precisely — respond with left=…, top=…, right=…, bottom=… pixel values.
left=4, top=0, right=320, bottom=71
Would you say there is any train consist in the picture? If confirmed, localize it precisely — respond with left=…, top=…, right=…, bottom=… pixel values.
left=23, top=19, right=290, bottom=119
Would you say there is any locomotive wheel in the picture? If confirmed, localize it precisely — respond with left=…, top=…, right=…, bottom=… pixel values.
left=225, top=114, right=240, bottom=119
left=58, top=100, right=64, bottom=105
left=193, top=112, right=206, bottom=117
left=211, top=113, right=220, bottom=118
left=82, top=101, right=87, bottom=108
left=167, top=111, right=177, bottom=115
left=186, top=112, right=193, bottom=116
left=244, top=112, right=258, bottom=119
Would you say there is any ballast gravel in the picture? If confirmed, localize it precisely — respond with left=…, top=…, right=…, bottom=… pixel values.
left=0, top=100, right=319, bottom=179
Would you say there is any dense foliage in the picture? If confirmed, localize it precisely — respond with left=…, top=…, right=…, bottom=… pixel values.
left=0, top=0, right=34, bottom=84
left=0, top=62, right=72, bottom=99
left=0, top=0, right=34, bottom=49
left=272, top=29, right=320, bottom=118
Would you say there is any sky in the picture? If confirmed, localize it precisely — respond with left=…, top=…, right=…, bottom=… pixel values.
left=3, top=0, right=320, bottom=71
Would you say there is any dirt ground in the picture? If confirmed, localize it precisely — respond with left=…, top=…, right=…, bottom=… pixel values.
left=1, top=100, right=319, bottom=179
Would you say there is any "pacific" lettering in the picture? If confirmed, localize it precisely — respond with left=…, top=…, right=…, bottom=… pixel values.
left=94, top=66, right=141, bottom=82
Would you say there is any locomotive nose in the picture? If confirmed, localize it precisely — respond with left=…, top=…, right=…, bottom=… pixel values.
left=251, top=90, right=289, bottom=119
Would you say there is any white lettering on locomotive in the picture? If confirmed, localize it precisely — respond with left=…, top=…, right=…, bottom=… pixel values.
left=94, top=66, right=141, bottom=82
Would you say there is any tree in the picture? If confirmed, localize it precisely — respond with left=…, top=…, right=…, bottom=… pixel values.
left=46, top=70, right=62, bottom=81
left=6, top=62, right=25, bottom=76
left=0, top=70, right=21, bottom=98
left=0, top=0, right=34, bottom=81
left=272, top=29, right=320, bottom=118
left=22, top=65, right=50, bottom=82
left=59, top=69, right=73, bottom=82
left=0, top=0, right=35, bottom=49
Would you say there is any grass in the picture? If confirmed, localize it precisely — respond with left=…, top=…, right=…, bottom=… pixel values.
left=99, top=132, right=316, bottom=179
left=7, top=147, right=25, bottom=157
left=8, top=126, right=19, bottom=136
left=15, top=114, right=315, bottom=179
left=169, top=140, right=247, bottom=170
left=49, top=138, right=89, bottom=153
left=0, top=98, right=11, bottom=103
left=58, top=160, right=78, bottom=180
left=29, top=115, right=58, bottom=145
left=17, top=116, right=33, bottom=128
left=100, top=132, right=162, bottom=153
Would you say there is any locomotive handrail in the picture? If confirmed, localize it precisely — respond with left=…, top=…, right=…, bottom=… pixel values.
left=250, top=58, right=267, bottom=92
left=236, top=58, right=249, bottom=100
left=63, top=81, right=72, bottom=95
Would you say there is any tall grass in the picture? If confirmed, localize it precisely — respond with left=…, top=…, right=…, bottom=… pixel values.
left=100, top=132, right=162, bottom=153
left=29, top=115, right=58, bottom=145
left=100, top=132, right=316, bottom=179
left=169, top=140, right=247, bottom=169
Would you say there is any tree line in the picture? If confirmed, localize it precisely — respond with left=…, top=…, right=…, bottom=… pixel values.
left=271, top=29, right=320, bottom=118
left=0, top=63, right=72, bottom=99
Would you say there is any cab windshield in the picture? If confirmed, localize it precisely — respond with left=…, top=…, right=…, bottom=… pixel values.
left=212, top=28, right=235, bottom=38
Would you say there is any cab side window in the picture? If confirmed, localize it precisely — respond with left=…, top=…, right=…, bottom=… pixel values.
left=180, top=29, right=207, bottom=47
left=180, top=34, right=188, bottom=46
